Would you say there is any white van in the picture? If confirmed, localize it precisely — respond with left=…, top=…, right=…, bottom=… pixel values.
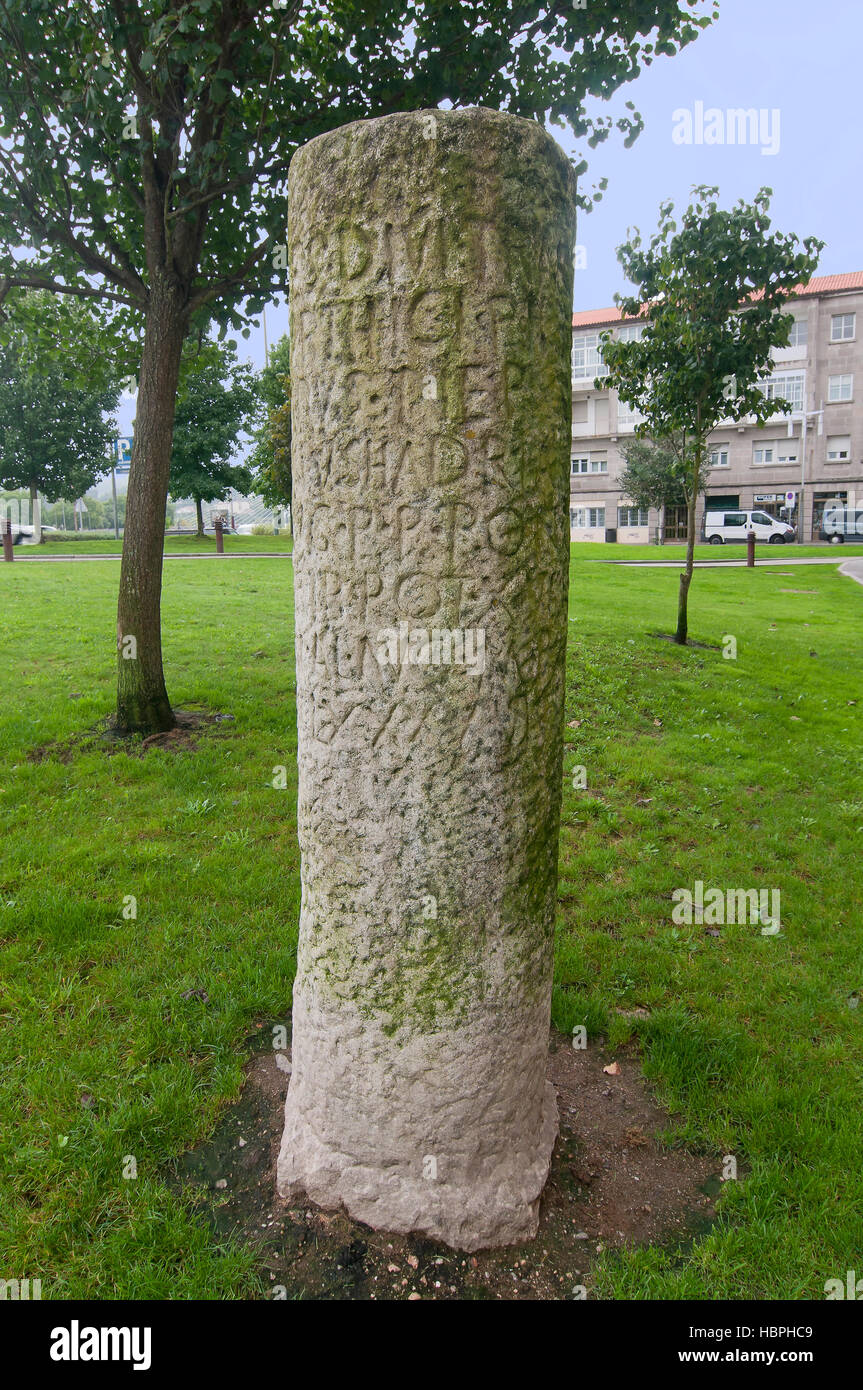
left=820, top=503, right=863, bottom=544
left=704, top=509, right=795, bottom=545
left=5, top=524, right=59, bottom=545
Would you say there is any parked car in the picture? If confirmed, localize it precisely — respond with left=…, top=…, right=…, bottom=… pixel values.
left=5, top=524, right=60, bottom=545
left=819, top=503, right=863, bottom=544
left=704, top=509, right=795, bottom=545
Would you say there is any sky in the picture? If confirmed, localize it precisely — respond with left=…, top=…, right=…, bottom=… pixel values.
left=564, top=0, right=863, bottom=313
left=115, top=0, right=863, bottom=436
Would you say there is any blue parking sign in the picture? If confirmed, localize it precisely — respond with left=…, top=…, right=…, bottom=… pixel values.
left=115, top=437, right=133, bottom=470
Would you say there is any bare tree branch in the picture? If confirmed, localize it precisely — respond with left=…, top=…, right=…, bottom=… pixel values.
left=187, top=241, right=270, bottom=313
left=0, top=272, right=136, bottom=308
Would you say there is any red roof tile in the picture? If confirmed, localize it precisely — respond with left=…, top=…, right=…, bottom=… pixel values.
left=796, top=271, right=863, bottom=296
left=572, top=272, right=863, bottom=328
left=572, top=305, right=634, bottom=328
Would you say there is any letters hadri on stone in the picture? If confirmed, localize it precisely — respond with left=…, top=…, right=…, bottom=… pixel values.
left=277, top=107, right=577, bottom=1250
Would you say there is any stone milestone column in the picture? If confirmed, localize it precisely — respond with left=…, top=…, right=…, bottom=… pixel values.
left=278, top=107, right=577, bottom=1251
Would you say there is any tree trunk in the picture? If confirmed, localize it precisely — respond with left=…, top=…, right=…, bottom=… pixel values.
left=29, top=481, right=41, bottom=544
left=675, top=440, right=702, bottom=645
left=195, top=496, right=204, bottom=537
left=115, top=292, right=188, bottom=733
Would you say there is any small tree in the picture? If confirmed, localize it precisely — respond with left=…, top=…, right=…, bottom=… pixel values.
left=602, top=186, right=821, bottom=644
left=249, top=335, right=291, bottom=522
left=169, top=341, right=257, bottom=536
left=619, top=434, right=704, bottom=544
left=0, top=297, right=119, bottom=537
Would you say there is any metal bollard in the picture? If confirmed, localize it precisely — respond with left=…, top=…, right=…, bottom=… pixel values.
left=215, top=517, right=224, bottom=554
left=747, top=530, right=756, bottom=567
left=2, top=517, right=14, bottom=562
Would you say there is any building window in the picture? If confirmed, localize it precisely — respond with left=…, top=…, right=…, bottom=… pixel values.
left=829, top=374, right=853, bottom=402
left=572, top=398, right=589, bottom=425
left=831, top=313, right=856, bottom=342
left=827, top=435, right=851, bottom=461
left=709, top=445, right=729, bottom=468
left=760, top=370, right=805, bottom=414
left=615, top=397, right=642, bottom=432
left=752, top=440, right=796, bottom=465
left=571, top=456, right=590, bottom=475
left=572, top=332, right=609, bottom=380
left=618, top=506, right=649, bottom=527
left=570, top=506, right=606, bottom=529
left=787, top=318, right=808, bottom=348
left=616, top=323, right=644, bottom=342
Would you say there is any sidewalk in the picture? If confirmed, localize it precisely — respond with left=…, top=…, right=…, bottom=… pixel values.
left=839, top=557, right=863, bottom=588
left=607, top=555, right=850, bottom=570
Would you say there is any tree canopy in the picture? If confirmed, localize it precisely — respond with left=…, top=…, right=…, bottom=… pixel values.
left=169, top=338, right=257, bottom=530
left=603, top=188, right=823, bottom=443
left=0, top=293, right=119, bottom=530
left=619, top=435, right=693, bottom=514
left=0, top=0, right=720, bottom=731
left=249, top=334, right=291, bottom=511
left=0, top=1, right=719, bottom=326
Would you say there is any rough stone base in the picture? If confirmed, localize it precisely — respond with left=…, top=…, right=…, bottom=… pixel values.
left=276, top=991, right=559, bottom=1252
left=277, top=1080, right=558, bottom=1253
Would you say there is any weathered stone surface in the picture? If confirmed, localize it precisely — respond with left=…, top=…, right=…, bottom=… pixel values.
left=277, top=107, right=577, bottom=1251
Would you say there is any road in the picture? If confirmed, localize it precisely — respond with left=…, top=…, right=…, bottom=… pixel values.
left=607, top=555, right=854, bottom=569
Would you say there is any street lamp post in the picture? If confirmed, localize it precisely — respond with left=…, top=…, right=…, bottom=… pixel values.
left=791, top=404, right=824, bottom=544
left=111, top=458, right=119, bottom=540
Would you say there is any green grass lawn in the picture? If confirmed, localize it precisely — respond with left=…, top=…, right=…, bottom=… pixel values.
left=18, top=535, right=863, bottom=563
left=1, top=552, right=861, bottom=1298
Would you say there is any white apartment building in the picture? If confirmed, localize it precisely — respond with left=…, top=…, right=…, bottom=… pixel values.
left=569, top=272, right=863, bottom=543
